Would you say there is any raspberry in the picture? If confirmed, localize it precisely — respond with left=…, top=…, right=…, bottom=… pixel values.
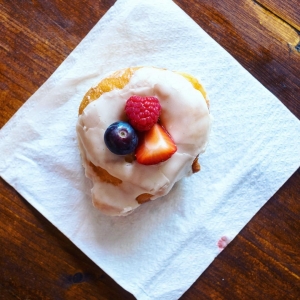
left=125, top=96, right=161, bottom=131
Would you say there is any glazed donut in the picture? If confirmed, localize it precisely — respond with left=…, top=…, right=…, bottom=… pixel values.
left=76, top=67, right=211, bottom=216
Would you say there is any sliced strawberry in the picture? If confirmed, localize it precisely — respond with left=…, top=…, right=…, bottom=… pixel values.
left=135, top=123, right=177, bottom=165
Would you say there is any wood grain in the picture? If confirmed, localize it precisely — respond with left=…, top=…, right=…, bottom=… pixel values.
left=256, top=0, right=300, bottom=31
left=0, top=0, right=299, bottom=299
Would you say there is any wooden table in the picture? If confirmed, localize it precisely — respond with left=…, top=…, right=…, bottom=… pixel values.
left=1, top=0, right=299, bottom=299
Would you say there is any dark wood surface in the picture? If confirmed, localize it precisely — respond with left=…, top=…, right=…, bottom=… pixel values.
left=1, top=0, right=299, bottom=299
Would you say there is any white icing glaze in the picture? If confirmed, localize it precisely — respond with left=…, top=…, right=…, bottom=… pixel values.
left=76, top=67, right=211, bottom=216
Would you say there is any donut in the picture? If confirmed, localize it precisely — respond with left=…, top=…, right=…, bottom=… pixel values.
left=76, top=67, right=212, bottom=216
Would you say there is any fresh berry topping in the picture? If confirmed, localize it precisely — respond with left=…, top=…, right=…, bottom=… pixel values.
left=104, top=122, right=138, bottom=155
left=135, top=123, right=177, bottom=165
left=125, top=96, right=161, bottom=131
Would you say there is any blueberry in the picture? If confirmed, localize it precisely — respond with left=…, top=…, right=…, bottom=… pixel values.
left=104, top=121, right=138, bottom=155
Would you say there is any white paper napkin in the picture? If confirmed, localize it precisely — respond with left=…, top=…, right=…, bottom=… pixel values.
left=1, top=0, right=300, bottom=299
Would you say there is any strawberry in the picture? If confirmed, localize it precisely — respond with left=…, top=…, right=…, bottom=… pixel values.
left=135, top=123, right=177, bottom=165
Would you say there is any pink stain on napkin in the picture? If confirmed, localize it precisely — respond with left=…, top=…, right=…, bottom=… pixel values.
left=217, top=236, right=231, bottom=251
